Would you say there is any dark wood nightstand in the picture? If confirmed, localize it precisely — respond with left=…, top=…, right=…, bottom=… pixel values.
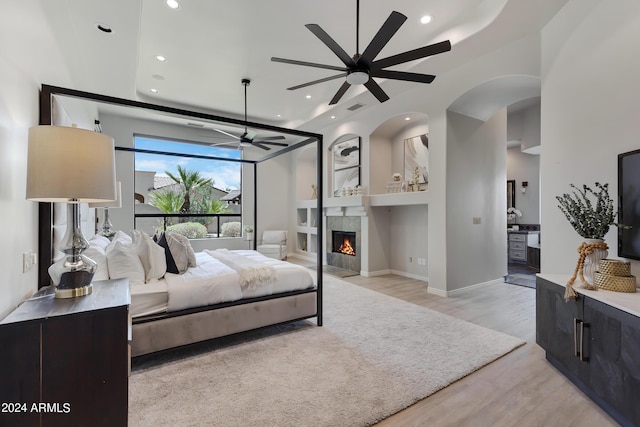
left=0, top=279, right=130, bottom=427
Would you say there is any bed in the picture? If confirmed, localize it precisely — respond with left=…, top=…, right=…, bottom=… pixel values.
left=84, top=231, right=319, bottom=357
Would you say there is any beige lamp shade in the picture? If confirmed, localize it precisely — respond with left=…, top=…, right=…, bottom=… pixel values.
left=89, top=181, right=122, bottom=208
left=26, top=125, right=116, bottom=203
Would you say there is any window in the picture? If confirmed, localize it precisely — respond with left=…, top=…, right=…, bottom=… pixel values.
left=133, top=136, right=243, bottom=238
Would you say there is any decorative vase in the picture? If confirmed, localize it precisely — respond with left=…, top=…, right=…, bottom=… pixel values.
left=245, top=232, right=254, bottom=241
left=583, top=238, right=608, bottom=283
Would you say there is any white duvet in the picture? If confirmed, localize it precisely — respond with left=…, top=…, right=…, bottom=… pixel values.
left=130, top=250, right=315, bottom=317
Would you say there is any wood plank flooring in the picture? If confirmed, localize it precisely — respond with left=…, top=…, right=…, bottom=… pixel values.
left=334, top=273, right=618, bottom=427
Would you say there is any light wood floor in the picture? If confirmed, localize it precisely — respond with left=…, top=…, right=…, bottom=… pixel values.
left=334, top=273, right=619, bottom=427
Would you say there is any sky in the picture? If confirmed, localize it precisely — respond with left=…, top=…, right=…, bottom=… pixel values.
left=134, top=137, right=242, bottom=190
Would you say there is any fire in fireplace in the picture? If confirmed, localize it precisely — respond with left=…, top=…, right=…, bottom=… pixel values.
left=332, top=231, right=356, bottom=256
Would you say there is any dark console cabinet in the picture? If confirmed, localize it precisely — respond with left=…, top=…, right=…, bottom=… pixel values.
left=536, top=275, right=640, bottom=427
left=0, top=279, right=130, bottom=427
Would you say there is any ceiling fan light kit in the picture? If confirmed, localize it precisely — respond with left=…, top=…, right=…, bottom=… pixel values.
left=272, top=0, right=451, bottom=105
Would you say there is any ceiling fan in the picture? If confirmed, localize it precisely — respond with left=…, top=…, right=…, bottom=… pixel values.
left=208, top=79, right=288, bottom=151
left=271, top=0, right=451, bottom=105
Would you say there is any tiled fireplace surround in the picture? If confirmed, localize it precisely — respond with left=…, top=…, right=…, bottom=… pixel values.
left=326, top=216, right=361, bottom=272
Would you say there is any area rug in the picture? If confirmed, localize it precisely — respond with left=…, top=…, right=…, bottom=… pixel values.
left=505, top=273, right=536, bottom=288
left=129, top=276, right=525, bottom=426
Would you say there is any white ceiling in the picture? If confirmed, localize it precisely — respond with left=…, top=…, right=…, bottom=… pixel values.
left=33, top=0, right=568, bottom=131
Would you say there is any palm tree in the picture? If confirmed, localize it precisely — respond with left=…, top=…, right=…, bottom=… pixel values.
left=165, top=165, right=212, bottom=213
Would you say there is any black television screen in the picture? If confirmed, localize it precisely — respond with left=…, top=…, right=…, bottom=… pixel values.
left=618, top=148, right=640, bottom=260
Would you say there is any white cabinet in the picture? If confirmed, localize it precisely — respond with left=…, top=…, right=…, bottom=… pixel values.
left=296, top=200, right=318, bottom=256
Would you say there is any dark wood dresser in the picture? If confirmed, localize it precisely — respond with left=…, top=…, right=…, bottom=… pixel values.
left=536, top=274, right=640, bottom=427
left=0, top=279, right=130, bottom=427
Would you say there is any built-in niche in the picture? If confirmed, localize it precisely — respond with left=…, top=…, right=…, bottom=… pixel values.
left=331, top=136, right=360, bottom=197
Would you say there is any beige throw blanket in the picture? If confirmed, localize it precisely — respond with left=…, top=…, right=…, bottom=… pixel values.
left=204, top=249, right=276, bottom=290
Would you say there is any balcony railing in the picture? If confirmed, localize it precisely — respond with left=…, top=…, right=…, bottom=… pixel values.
left=134, top=213, right=243, bottom=238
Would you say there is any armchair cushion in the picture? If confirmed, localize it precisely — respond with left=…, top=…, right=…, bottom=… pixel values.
left=257, top=230, right=287, bottom=260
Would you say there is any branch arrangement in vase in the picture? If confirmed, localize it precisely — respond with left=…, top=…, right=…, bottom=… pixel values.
left=556, top=182, right=628, bottom=240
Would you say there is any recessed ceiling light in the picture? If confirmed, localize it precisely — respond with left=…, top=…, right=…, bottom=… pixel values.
left=150, top=88, right=159, bottom=94
left=152, top=74, right=165, bottom=80
left=306, top=95, right=312, bottom=99
left=276, top=114, right=281, bottom=118
left=155, top=55, right=166, bottom=62
left=420, top=15, right=432, bottom=24
left=166, top=0, right=181, bottom=9
left=96, top=23, right=113, bottom=33
left=405, top=117, right=411, bottom=121
left=330, top=116, right=336, bottom=119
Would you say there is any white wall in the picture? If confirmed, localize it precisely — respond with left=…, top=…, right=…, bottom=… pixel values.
left=507, top=147, right=540, bottom=224
left=540, top=0, right=640, bottom=276
left=446, top=109, right=508, bottom=291
left=0, top=0, right=76, bottom=318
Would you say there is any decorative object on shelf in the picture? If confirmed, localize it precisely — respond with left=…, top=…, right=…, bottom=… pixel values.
left=243, top=225, right=254, bottom=241
left=27, top=125, right=116, bottom=298
left=392, top=172, right=402, bottom=182
left=556, top=182, right=630, bottom=300
left=89, top=181, right=122, bottom=239
left=594, top=259, right=636, bottom=293
left=310, top=184, right=317, bottom=200
left=404, top=134, right=428, bottom=187
left=385, top=181, right=402, bottom=193
left=332, top=137, right=360, bottom=197
left=507, top=207, right=522, bottom=224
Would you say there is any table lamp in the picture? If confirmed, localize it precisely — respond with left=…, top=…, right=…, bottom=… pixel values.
left=26, top=125, right=116, bottom=298
left=89, top=181, right=122, bottom=239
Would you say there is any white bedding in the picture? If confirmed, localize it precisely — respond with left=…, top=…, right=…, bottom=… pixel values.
left=130, top=250, right=314, bottom=318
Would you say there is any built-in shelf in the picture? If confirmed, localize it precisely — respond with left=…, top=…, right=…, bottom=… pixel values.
left=296, top=201, right=318, bottom=256
left=324, top=191, right=429, bottom=209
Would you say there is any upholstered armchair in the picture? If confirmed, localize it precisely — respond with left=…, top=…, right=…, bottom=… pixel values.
left=257, top=230, right=287, bottom=260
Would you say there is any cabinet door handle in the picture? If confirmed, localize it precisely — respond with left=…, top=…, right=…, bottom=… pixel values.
left=573, top=318, right=581, bottom=357
left=579, top=321, right=589, bottom=362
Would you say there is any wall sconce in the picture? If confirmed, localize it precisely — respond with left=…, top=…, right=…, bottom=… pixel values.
left=521, top=181, right=528, bottom=193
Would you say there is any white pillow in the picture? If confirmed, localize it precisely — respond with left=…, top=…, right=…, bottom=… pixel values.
left=107, top=230, right=132, bottom=250
left=106, top=241, right=145, bottom=285
left=88, top=235, right=111, bottom=249
left=84, top=244, right=109, bottom=281
left=132, top=230, right=167, bottom=283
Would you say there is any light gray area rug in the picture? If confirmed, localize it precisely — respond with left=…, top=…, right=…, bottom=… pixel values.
left=129, top=277, right=525, bottom=426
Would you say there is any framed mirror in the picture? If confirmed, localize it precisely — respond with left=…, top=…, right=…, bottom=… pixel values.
left=507, top=180, right=516, bottom=209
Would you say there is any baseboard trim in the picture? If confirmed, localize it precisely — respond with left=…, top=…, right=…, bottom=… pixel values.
left=432, top=278, right=504, bottom=297
left=361, top=269, right=392, bottom=277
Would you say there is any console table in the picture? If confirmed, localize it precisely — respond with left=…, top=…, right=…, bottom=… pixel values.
left=536, top=274, right=640, bottom=427
left=0, top=279, right=130, bottom=427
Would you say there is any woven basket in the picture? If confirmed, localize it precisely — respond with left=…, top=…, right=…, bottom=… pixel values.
left=598, top=259, right=631, bottom=277
left=594, top=272, right=637, bottom=293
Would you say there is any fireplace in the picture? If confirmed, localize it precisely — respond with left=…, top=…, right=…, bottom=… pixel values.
left=327, top=216, right=361, bottom=273
left=332, top=231, right=356, bottom=256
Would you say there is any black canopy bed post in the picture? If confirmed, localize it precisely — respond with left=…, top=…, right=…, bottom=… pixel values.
left=38, top=84, right=325, bottom=355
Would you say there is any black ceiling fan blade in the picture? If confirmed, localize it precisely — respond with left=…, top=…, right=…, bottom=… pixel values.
left=372, top=40, right=452, bottom=69
left=271, top=57, right=348, bottom=72
left=287, top=73, right=347, bottom=91
left=370, top=69, right=436, bottom=83
left=259, top=136, right=286, bottom=141
left=305, top=24, right=357, bottom=67
left=329, top=81, right=352, bottom=105
left=359, top=11, right=407, bottom=67
left=251, top=142, right=272, bottom=151
left=255, top=140, right=289, bottom=147
left=364, top=79, right=390, bottom=103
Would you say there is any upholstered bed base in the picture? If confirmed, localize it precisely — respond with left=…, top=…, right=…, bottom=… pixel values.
left=131, top=290, right=317, bottom=357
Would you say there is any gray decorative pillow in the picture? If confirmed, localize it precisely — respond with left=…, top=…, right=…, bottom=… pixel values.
left=167, top=231, right=197, bottom=268
left=164, top=232, right=190, bottom=274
